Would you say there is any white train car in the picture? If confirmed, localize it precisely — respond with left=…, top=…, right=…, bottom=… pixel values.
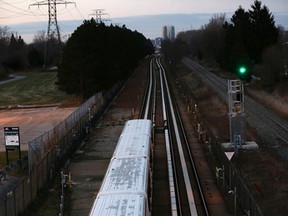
left=113, top=120, right=152, bottom=159
left=89, top=119, right=152, bottom=216
left=120, top=119, right=152, bottom=137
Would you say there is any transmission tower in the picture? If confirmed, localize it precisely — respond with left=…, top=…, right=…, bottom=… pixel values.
left=29, top=0, right=75, bottom=67
left=89, top=9, right=109, bottom=24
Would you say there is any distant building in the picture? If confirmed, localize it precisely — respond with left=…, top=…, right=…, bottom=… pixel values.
left=168, top=26, right=175, bottom=40
left=162, top=25, right=175, bottom=40
left=162, top=26, right=168, bottom=40
left=155, top=37, right=162, bottom=48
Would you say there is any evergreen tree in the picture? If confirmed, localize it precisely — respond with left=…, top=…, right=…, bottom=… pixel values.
left=224, top=7, right=251, bottom=71
left=249, top=0, right=279, bottom=62
left=57, top=19, right=154, bottom=99
left=223, top=0, right=279, bottom=72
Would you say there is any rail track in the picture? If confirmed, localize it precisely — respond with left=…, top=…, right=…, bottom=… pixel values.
left=181, top=57, right=288, bottom=147
left=142, top=56, right=223, bottom=215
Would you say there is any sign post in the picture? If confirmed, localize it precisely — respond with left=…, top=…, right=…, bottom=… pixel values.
left=4, top=127, right=21, bottom=164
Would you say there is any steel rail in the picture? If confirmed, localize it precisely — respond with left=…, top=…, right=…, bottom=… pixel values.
left=155, top=57, right=180, bottom=216
left=142, top=58, right=154, bottom=119
left=173, top=82, right=210, bottom=216
left=159, top=57, right=198, bottom=216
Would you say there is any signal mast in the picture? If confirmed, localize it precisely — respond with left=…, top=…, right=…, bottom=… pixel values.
left=227, top=65, right=251, bottom=156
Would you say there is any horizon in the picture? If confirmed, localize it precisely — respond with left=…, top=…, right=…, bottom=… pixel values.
left=6, top=12, right=288, bottom=43
left=1, top=0, right=287, bottom=25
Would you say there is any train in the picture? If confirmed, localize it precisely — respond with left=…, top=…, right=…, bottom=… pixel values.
left=89, top=119, right=153, bottom=216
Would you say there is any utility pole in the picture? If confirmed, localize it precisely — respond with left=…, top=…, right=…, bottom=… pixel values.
left=89, top=9, right=109, bottom=24
left=29, top=0, right=75, bottom=67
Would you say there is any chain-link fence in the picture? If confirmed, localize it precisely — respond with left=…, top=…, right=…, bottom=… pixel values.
left=0, top=80, right=124, bottom=216
left=27, top=92, right=102, bottom=172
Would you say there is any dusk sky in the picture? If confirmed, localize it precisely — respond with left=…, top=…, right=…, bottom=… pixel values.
left=0, top=0, right=287, bottom=25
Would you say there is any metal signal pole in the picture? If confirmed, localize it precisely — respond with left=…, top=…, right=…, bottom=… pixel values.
left=228, top=79, right=246, bottom=156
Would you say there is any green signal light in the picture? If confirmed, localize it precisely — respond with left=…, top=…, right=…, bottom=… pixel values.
left=235, top=62, right=252, bottom=82
left=239, top=66, right=247, bottom=74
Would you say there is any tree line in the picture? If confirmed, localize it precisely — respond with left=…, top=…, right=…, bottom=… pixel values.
left=0, top=27, right=57, bottom=79
left=57, top=19, right=154, bottom=99
left=0, top=19, right=154, bottom=100
left=0, top=27, right=26, bottom=79
left=164, top=0, right=288, bottom=92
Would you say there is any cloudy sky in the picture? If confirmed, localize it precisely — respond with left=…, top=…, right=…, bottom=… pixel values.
left=0, top=0, right=287, bottom=25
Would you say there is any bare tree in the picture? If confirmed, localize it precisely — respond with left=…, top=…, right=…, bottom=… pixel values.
left=33, top=30, right=46, bottom=44
left=0, top=26, right=10, bottom=60
left=177, top=13, right=227, bottom=65
left=0, top=26, right=11, bottom=77
left=201, top=14, right=226, bottom=64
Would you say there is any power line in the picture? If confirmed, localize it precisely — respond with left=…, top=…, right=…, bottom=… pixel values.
left=0, top=0, right=47, bottom=21
left=0, top=0, right=28, bottom=10
left=0, top=0, right=31, bottom=17
left=75, top=6, right=85, bottom=20
left=0, top=0, right=29, bottom=4
left=29, top=0, right=76, bottom=67
left=29, top=0, right=75, bottom=42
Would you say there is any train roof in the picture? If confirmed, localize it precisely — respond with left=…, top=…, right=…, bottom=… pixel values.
left=121, top=119, right=152, bottom=137
left=89, top=194, right=146, bottom=216
left=113, top=134, right=150, bottom=159
left=88, top=119, right=151, bottom=216
left=99, top=157, right=149, bottom=196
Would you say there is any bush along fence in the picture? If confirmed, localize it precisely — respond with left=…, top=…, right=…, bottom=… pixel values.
left=0, top=80, right=125, bottom=216
left=176, top=78, right=263, bottom=216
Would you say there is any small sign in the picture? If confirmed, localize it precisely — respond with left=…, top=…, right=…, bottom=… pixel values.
left=4, top=127, right=20, bottom=149
left=225, top=152, right=234, bottom=161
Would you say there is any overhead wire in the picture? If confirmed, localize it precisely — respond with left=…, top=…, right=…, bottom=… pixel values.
left=0, top=7, right=45, bottom=19
left=0, top=0, right=86, bottom=22
left=75, top=5, right=86, bottom=20
left=0, top=0, right=30, bottom=4
left=0, top=0, right=30, bottom=13
left=0, top=0, right=88, bottom=42
left=0, top=0, right=46, bottom=21
left=57, top=5, right=85, bottom=41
